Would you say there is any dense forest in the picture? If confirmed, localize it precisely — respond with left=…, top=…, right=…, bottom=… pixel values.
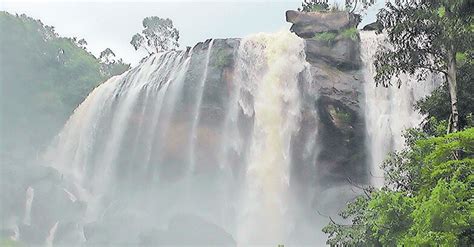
left=0, top=11, right=130, bottom=166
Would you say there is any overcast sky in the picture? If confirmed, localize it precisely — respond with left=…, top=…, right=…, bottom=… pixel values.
left=1, top=0, right=385, bottom=65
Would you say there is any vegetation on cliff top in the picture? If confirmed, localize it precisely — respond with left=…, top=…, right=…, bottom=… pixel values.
left=298, top=0, right=375, bottom=14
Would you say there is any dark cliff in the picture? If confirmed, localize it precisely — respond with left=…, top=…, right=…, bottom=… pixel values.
left=287, top=10, right=368, bottom=191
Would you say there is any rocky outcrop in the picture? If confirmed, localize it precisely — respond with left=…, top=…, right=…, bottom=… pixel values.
left=286, top=10, right=361, bottom=70
left=288, top=10, right=368, bottom=188
left=362, top=21, right=382, bottom=31
left=286, top=10, right=358, bottom=38
left=305, top=37, right=361, bottom=69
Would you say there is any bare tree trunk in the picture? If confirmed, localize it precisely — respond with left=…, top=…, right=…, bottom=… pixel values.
left=447, top=48, right=459, bottom=133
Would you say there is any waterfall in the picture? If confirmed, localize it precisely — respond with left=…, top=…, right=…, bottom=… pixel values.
left=45, top=221, right=59, bottom=247
left=41, top=31, right=315, bottom=245
left=35, top=29, right=441, bottom=246
left=235, top=32, right=307, bottom=244
left=23, top=186, right=34, bottom=226
left=360, top=31, right=440, bottom=186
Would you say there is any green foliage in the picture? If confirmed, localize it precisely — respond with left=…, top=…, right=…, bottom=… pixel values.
left=334, top=110, right=351, bottom=124
left=99, top=48, right=131, bottom=77
left=374, top=0, right=473, bottom=86
left=313, top=31, right=337, bottom=43
left=345, top=0, right=376, bottom=14
left=130, top=16, right=180, bottom=54
left=324, top=128, right=474, bottom=246
left=297, top=0, right=375, bottom=14
left=374, top=0, right=473, bottom=132
left=374, top=0, right=473, bottom=87
left=211, top=49, right=233, bottom=69
left=0, top=238, right=24, bottom=247
left=416, top=62, right=474, bottom=132
left=313, top=27, right=359, bottom=45
left=298, top=0, right=330, bottom=12
left=0, top=11, right=129, bottom=164
left=340, top=27, right=359, bottom=40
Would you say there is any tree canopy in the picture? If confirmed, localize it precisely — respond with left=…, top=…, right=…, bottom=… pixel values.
left=323, top=127, right=474, bottom=246
left=298, top=0, right=376, bottom=14
left=374, top=0, right=474, bottom=132
left=130, top=16, right=180, bottom=54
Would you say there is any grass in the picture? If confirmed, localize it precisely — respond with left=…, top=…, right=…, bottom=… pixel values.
left=340, top=27, right=359, bottom=41
left=313, top=31, right=337, bottom=43
left=313, top=27, right=359, bottom=44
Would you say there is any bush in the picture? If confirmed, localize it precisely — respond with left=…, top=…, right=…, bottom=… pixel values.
left=323, top=128, right=474, bottom=246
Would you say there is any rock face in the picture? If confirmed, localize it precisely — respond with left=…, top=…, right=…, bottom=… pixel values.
left=305, top=37, right=361, bottom=69
left=1, top=12, right=370, bottom=246
left=286, top=10, right=359, bottom=38
left=288, top=10, right=368, bottom=190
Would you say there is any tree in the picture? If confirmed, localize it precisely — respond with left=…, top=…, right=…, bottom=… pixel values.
left=323, top=128, right=474, bottom=245
left=416, top=61, right=474, bottom=134
left=298, top=0, right=330, bottom=12
left=99, top=48, right=130, bottom=77
left=374, top=0, right=473, bottom=133
left=77, top=38, right=87, bottom=49
left=298, top=0, right=375, bottom=13
left=345, top=0, right=376, bottom=14
left=130, top=16, right=179, bottom=54
left=99, top=48, right=116, bottom=64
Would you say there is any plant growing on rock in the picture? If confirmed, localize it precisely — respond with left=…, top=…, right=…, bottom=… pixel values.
left=341, top=27, right=359, bottom=41
left=313, top=31, right=337, bottom=44
left=130, top=16, right=180, bottom=54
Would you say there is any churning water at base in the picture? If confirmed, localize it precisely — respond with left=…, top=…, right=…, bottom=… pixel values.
left=44, top=31, right=311, bottom=245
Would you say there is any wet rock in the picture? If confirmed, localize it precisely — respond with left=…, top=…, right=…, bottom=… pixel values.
left=316, top=96, right=368, bottom=186
left=285, top=9, right=369, bottom=187
left=305, top=36, right=361, bottom=70
left=362, top=21, right=382, bottom=31
left=144, top=214, right=236, bottom=246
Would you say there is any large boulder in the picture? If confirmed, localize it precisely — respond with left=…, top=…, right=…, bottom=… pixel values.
left=286, top=10, right=358, bottom=38
left=362, top=21, right=382, bottom=31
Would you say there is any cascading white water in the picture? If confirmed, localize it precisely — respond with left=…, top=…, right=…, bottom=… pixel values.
left=360, top=31, right=440, bottom=186
left=42, top=31, right=312, bottom=245
left=30, top=29, right=442, bottom=246
left=235, top=32, right=307, bottom=244
left=23, top=186, right=34, bottom=226
left=45, top=221, right=59, bottom=247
